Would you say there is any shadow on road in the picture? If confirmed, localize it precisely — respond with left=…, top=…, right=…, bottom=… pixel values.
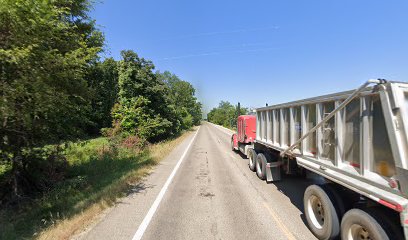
left=272, top=175, right=315, bottom=225
left=126, top=182, right=156, bottom=196
left=232, top=150, right=316, bottom=227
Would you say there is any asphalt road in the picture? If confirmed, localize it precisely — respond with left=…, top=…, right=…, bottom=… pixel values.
left=78, top=122, right=317, bottom=240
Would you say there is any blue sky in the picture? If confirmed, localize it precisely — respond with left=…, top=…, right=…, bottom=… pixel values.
left=91, top=0, right=408, bottom=115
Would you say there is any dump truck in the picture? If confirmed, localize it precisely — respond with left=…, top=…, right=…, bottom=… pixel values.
left=231, top=79, right=408, bottom=240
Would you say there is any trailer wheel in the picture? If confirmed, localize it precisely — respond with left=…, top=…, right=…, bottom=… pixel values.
left=321, top=184, right=346, bottom=218
left=256, top=153, right=266, bottom=180
left=248, top=149, right=257, bottom=172
left=341, top=207, right=404, bottom=240
left=341, top=208, right=389, bottom=240
left=304, top=185, right=340, bottom=240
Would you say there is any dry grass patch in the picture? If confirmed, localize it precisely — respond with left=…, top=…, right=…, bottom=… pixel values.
left=37, top=201, right=109, bottom=240
left=149, top=127, right=197, bottom=162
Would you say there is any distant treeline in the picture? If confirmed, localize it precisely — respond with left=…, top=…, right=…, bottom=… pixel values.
left=0, top=0, right=201, bottom=200
left=207, top=101, right=247, bottom=128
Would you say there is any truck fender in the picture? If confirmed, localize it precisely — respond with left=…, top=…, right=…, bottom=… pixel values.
left=264, top=153, right=281, bottom=183
left=265, top=162, right=282, bottom=183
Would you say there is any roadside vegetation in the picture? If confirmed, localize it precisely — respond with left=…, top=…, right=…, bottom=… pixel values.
left=0, top=130, right=194, bottom=239
left=0, top=0, right=201, bottom=239
left=207, top=101, right=247, bottom=129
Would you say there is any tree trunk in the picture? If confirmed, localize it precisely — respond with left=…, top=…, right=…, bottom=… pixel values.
left=11, top=155, right=22, bottom=200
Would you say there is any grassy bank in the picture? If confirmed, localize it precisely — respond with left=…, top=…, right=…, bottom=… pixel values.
left=0, top=129, right=195, bottom=240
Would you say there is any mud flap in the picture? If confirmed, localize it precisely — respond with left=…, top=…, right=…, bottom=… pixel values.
left=266, top=162, right=281, bottom=183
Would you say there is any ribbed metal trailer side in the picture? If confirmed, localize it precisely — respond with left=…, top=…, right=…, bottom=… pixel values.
left=252, top=80, right=408, bottom=239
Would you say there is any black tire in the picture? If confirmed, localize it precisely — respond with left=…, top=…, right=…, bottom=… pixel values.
left=321, top=184, right=346, bottom=219
left=366, top=207, right=404, bottom=240
left=304, top=185, right=340, bottom=240
left=248, top=149, right=257, bottom=172
left=231, top=138, right=236, bottom=151
left=341, top=208, right=390, bottom=240
left=256, top=153, right=266, bottom=180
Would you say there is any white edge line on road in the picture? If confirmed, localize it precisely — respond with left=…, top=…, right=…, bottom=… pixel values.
left=131, top=127, right=200, bottom=240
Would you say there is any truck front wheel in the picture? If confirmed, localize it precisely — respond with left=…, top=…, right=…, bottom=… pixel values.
left=304, top=185, right=340, bottom=240
left=231, top=139, right=236, bottom=151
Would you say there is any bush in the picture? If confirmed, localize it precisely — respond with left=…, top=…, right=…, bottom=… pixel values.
left=0, top=147, right=68, bottom=204
left=121, top=135, right=146, bottom=150
left=111, top=95, right=174, bottom=142
left=26, top=150, right=69, bottom=192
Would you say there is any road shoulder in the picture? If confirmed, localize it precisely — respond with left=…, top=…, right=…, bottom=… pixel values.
left=73, top=128, right=199, bottom=240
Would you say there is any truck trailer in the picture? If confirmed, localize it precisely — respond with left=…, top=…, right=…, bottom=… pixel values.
left=231, top=79, right=408, bottom=240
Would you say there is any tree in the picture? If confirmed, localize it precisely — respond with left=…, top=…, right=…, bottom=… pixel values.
left=207, top=101, right=247, bottom=128
left=157, top=71, right=202, bottom=127
left=0, top=0, right=103, bottom=197
left=86, top=58, right=119, bottom=134
left=112, top=51, right=178, bottom=141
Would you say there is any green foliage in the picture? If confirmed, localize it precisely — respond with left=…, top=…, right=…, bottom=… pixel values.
left=0, top=137, right=154, bottom=239
left=114, top=50, right=175, bottom=141
left=157, top=71, right=203, bottom=127
left=112, top=96, right=172, bottom=140
left=112, top=51, right=201, bottom=141
left=0, top=0, right=202, bottom=237
left=207, top=101, right=248, bottom=128
left=86, top=58, right=119, bottom=133
left=0, top=0, right=104, bottom=193
left=0, top=0, right=201, bottom=204
left=1, top=0, right=103, bottom=128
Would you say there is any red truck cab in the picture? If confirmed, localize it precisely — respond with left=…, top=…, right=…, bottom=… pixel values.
left=231, top=115, right=256, bottom=156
